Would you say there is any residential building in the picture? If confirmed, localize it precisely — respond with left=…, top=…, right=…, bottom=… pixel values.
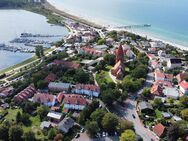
left=32, top=93, right=56, bottom=107
left=154, top=70, right=173, bottom=82
left=58, top=117, right=75, bottom=133
left=163, top=87, right=179, bottom=99
left=179, top=80, right=188, bottom=94
left=176, top=72, right=188, bottom=82
left=162, top=112, right=171, bottom=119
left=14, top=85, right=36, bottom=102
left=47, top=111, right=63, bottom=123
left=150, top=60, right=160, bottom=69
left=167, top=58, right=182, bottom=69
left=158, top=50, right=166, bottom=58
left=77, top=46, right=105, bottom=57
left=147, top=54, right=157, bottom=61
left=52, top=60, right=80, bottom=69
left=63, top=94, right=87, bottom=110
left=45, top=73, right=56, bottom=83
left=138, top=101, right=154, bottom=115
left=0, top=87, right=14, bottom=97
left=48, top=82, right=71, bottom=92
left=150, top=84, right=163, bottom=96
left=40, top=121, right=51, bottom=130
left=72, top=84, right=100, bottom=97
left=153, top=123, right=166, bottom=138
left=150, top=41, right=165, bottom=48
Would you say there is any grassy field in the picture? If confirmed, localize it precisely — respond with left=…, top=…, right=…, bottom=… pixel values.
left=96, top=70, right=113, bottom=85
left=155, top=109, right=162, bottom=118
left=5, top=108, right=22, bottom=121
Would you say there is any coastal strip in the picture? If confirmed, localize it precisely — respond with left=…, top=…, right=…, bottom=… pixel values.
left=45, top=0, right=188, bottom=51
left=43, top=0, right=102, bottom=29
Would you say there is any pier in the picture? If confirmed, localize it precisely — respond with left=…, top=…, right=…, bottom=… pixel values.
left=107, top=24, right=151, bottom=31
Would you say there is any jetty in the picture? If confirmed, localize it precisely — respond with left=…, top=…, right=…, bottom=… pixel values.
left=107, top=24, right=151, bottom=31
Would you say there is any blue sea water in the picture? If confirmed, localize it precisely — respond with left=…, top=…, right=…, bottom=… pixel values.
left=49, top=0, right=188, bottom=47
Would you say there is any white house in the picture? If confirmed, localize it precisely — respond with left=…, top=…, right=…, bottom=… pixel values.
left=163, top=87, right=179, bottom=99
left=158, top=50, right=166, bottom=58
left=48, top=82, right=71, bottom=92
left=32, top=93, right=56, bottom=107
left=179, top=80, right=188, bottom=94
left=150, top=41, right=165, bottom=48
left=72, top=84, right=100, bottom=97
left=154, top=70, right=173, bottom=82
left=167, top=58, right=182, bottom=69
left=63, top=94, right=87, bottom=110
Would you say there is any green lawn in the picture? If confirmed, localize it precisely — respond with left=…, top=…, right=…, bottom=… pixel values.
left=23, top=115, right=46, bottom=140
left=96, top=70, right=113, bottom=85
left=5, top=108, right=22, bottom=122
left=155, top=109, right=162, bottom=118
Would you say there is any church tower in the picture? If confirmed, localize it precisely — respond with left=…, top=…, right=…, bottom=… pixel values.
left=116, top=45, right=124, bottom=63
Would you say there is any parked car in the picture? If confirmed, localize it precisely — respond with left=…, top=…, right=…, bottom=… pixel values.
left=132, top=114, right=136, bottom=119
left=80, top=128, right=85, bottom=133
left=102, top=132, right=106, bottom=137
left=74, top=133, right=80, bottom=139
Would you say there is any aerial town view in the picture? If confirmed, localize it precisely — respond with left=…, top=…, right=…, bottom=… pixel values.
left=0, top=0, right=188, bottom=141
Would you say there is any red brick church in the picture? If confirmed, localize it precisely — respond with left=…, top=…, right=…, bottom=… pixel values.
left=111, top=45, right=125, bottom=79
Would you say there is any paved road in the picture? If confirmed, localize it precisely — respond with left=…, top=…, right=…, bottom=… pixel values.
left=112, top=98, right=159, bottom=141
left=73, top=132, right=119, bottom=141
left=108, top=66, right=158, bottom=141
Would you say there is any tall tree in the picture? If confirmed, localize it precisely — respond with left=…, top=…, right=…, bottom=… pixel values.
left=23, top=131, right=36, bottom=141
left=90, top=109, right=106, bottom=127
left=102, top=113, right=119, bottom=132
left=9, top=125, right=23, bottom=141
left=0, top=124, right=9, bottom=141
left=120, top=130, right=136, bottom=141
left=86, top=121, right=100, bottom=137
left=167, top=124, right=179, bottom=141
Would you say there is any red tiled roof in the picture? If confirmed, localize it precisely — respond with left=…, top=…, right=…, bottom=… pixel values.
left=180, top=80, right=188, bottom=89
left=155, top=70, right=165, bottom=79
left=80, top=47, right=105, bottom=56
left=155, top=70, right=173, bottom=81
left=75, top=84, right=100, bottom=92
left=64, top=94, right=87, bottom=106
left=14, top=86, right=36, bottom=102
left=153, top=123, right=166, bottom=137
left=63, top=108, right=69, bottom=113
left=150, top=84, right=163, bottom=96
left=176, top=73, right=188, bottom=82
left=155, top=80, right=173, bottom=88
left=45, top=73, right=56, bottom=83
left=57, top=93, right=65, bottom=103
left=53, top=60, right=80, bottom=69
left=147, top=54, right=156, bottom=60
left=33, top=93, right=55, bottom=104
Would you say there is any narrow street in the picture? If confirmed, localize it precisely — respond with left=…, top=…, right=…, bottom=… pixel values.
left=107, top=67, right=158, bottom=141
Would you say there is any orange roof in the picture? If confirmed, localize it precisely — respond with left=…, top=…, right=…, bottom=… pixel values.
left=153, top=123, right=166, bottom=137
left=180, top=80, right=188, bottom=89
left=150, top=84, right=163, bottom=96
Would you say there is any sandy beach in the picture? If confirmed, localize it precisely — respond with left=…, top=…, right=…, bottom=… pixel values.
left=45, top=0, right=188, bottom=51
left=44, top=0, right=102, bottom=29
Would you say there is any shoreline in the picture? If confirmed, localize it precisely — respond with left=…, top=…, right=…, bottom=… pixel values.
left=43, top=1, right=102, bottom=29
left=45, top=0, right=188, bottom=51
